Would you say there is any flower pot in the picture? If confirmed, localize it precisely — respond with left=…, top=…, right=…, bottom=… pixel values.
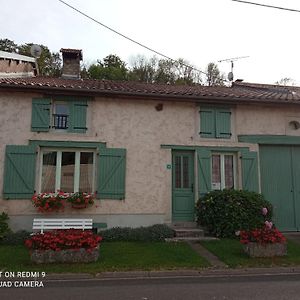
left=243, top=242, right=287, bottom=257
left=71, top=203, right=87, bottom=209
left=30, top=246, right=99, bottom=264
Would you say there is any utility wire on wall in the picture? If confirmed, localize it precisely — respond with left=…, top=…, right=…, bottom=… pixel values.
left=58, top=0, right=208, bottom=76
left=232, top=0, right=300, bottom=13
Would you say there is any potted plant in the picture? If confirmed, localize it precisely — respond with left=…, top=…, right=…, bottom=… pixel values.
left=32, top=192, right=67, bottom=213
left=66, top=192, right=95, bottom=209
left=238, top=207, right=287, bottom=257
left=25, top=229, right=102, bottom=263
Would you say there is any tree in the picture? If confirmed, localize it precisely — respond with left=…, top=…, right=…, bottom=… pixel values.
left=88, top=54, right=128, bottom=80
left=17, top=43, right=61, bottom=77
left=0, top=38, right=18, bottom=52
left=205, top=63, right=225, bottom=86
left=128, top=55, right=201, bottom=85
left=128, top=55, right=157, bottom=83
left=275, top=77, right=295, bottom=86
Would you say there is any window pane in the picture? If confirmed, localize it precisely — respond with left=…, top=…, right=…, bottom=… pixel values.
left=175, top=156, right=182, bottom=188
left=41, top=152, right=56, bottom=192
left=182, top=156, right=189, bottom=188
left=212, top=155, right=221, bottom=190
left=79, top=152, right=94, bottom=193
left=55, top=103, right=69, bottom=115
left=225, top=155, right=234, bottom=189
left=60, top=152, right=75, bottom=192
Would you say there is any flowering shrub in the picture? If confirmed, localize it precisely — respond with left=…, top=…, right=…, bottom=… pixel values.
left=196, top=190, right=273, bottom=238
left=25, top=229, right=102, bottom=252
left=239, top=225, right=286, bottom=245
left=66, top=192, right=95, bottom=207
left=238, top=206, right=286, bottom=245
left=32, top=191, right=95, bottom=212
left=32, top=192, right=67, bottom=213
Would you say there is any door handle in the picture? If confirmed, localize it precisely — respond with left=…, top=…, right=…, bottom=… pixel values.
left=191, top=183, right=194, bottom=192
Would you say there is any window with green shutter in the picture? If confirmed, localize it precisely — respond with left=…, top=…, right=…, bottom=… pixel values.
left=196, top=147, right=259, bottom=195
left=3, top=142, right=127, bottom=200
left=200, top=107, right=232, bottom=139
left=31, top=97, right=88, bottom=133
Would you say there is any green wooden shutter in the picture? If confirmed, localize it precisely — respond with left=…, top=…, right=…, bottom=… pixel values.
left=69, top=100, right=88, bottom=133
left=216, top=109, right=231, bottom=139
left=241, top=150, right=259, bottom=192
left=197, top=148, right=212, bottom=196
left=97, top=148, right=126, bottom=199
left=200, top=108, right=215, bottom=138
left=3, top=145, right=37, bottom=199
left=31, top=98, right=51, bottom=132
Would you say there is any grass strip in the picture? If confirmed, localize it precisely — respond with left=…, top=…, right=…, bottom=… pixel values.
left=0, top=241, right=210, bottom=274
left=201, top=238, right=300, bottom=268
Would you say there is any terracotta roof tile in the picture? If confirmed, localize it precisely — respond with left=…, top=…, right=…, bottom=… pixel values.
left=1, top=77, right=300, bottom=104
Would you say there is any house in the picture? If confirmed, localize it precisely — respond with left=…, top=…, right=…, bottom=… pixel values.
left=0, top=50, right=36, bottom=78
left=1, top=48, right=300, bottom=232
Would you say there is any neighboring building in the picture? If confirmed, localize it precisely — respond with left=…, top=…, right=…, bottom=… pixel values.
left=0, top=50, right=36, bottom=78
left=1, top=49, right=300, bottom=231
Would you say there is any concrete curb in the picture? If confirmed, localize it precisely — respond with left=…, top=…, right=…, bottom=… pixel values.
left=44, top=266, right=300, bottom=281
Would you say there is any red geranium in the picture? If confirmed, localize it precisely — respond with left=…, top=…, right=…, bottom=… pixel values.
left=240, top=225, right=286, bottom=245
left=32, top=192, right=67, bottom=213
left=25, top=229, right=102, bottom=252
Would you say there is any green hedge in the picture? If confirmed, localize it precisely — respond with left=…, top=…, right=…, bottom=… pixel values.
left=0, top=212, right=11, bottom=239
left=99, top=224, right=175, bottom=242
left=196, top=190, right=273, bottom=238
left=0, top=230, right=31, bottom=245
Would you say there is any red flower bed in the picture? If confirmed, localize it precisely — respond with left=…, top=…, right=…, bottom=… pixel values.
left=240, top=225, right=286, bottom=245
left=25, top=230, right=102, bottom=252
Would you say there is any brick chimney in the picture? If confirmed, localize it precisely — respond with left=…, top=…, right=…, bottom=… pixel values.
left=60, top=48, right=82, bottom=79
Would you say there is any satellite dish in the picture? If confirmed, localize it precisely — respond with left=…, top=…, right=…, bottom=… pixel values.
left=30, top=44, right=42, bottom=58
left=228, top=71, right=234, bottom=81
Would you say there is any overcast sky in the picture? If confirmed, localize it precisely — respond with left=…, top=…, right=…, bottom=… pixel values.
left=1, top=0, right=300, bottom=85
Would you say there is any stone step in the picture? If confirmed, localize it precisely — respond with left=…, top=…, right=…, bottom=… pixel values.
left=171, top=222, right=198, bottom=229
left=174, top=228, right=205, bottom=238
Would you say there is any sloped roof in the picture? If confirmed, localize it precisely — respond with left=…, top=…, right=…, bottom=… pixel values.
left=0, top=76, right=300, bottom=104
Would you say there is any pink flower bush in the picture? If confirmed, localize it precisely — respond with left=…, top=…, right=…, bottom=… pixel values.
left=262, top=207, right=268, bottom=216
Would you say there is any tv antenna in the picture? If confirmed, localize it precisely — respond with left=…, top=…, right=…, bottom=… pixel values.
left=218, top=56, right=249, bottom=82
left=30, top=44, right=42, bottom=76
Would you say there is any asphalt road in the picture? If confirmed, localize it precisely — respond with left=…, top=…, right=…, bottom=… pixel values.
left=1, top=273, right=300, bottom=300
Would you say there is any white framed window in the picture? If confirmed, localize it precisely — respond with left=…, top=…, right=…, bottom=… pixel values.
left=211, top=153, right=236, bottom=190
left=39, top=148, right=96, bottom=193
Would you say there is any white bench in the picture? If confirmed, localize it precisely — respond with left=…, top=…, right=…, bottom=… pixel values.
left=32, top=218, right=93, bottom=234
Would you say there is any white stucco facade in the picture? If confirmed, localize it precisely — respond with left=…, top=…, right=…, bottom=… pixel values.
left=1, top=91, right=300, bottom=230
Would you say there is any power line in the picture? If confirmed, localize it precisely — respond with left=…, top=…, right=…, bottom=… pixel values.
left=58, top=0, right=208, bottom=76
left=232, top=0, right=300, bottom=13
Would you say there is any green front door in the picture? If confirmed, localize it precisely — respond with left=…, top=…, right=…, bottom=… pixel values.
left=172, top=151, right=195, bottom=221
left=260, top=145, right=300, bottom=231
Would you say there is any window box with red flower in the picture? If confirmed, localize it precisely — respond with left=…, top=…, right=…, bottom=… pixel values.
left=32, top=191, right=67, bottom=213
left=32, top=191, right=95, bottom=212
left=66, top=192, right=95, bottom=209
